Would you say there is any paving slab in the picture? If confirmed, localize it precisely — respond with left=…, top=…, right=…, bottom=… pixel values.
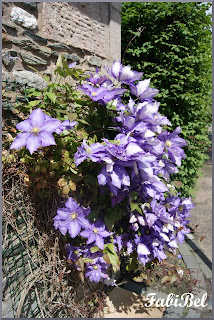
left=189, top=268, right=206, bottom=289
left=185, top=308, right=201, bottom=318
left=104, top=287, right=165, bottom=318
left=189, top=165, right=212, bottom=262
left=122, top=280, right=147, bottom=294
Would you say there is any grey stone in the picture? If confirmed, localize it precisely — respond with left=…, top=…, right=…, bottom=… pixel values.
left=178, top=243, right=191, bottom=256
left=207, top=295, right=212, bottom=311
left=12, top=38, right=51, bottom=57
left=20, top=52, right=47, bottom=65
left=48, top=43, right=70, bottom=50
left=2, top=52, right=15, bottom=66
left=189, top=268, right=206, bottom=289
left=2, top=70, right=16, bottom=91
left=2, top=21, right=18, bottom=30
left=191, top=251, right=212, bottom=280
left=88, top=56, right=103, bottom=67
left=22, top=30, right=47, bottom=44
left=182, top=254, right=200, bottom=269
left=190, top=288, right=209, bottom=311
left=164, top=305, right=183, bottom=318
left=51, top=50, right=59, bottom=57
left=13, top=70, right=48, bottom=91
left=64, top=53, right=80, bottom=62
left=2, top=300, right=14, bottom=318
left=10, top=6, right=38, bottom=30
left=121, top=280, right=147, bottom=294
left=186, top=308, right=201, bottom=318
left=23, top=2, right=38, bottom=10
left=185, top=233, right=195, bottom=240
left=8, top=50, right=18, bottom=57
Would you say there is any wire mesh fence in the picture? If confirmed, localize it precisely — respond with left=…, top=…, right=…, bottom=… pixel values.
left=2, top=81, right=42, bottom=317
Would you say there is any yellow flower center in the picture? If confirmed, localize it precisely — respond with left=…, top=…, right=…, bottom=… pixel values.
left=178, top=206, right=183, bottom=211
left=74, top=250, right=79, bottom=256
left=32, top=127, right=40, bottom=134
left=70, top=212, right=77, bottom=220
left=93, top=228, right=98, bottom=234
left=92, top=92, right=97, bottom=96
left=165, top=140, right=172, bottom=147
left=86, top=147, right=92, bottom=154
left=115, top=139, right=121, bottom=145
left=94, top=265, right=98, bottom=270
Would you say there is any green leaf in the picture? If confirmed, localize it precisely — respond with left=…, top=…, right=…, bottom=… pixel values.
left=90, top=246, right=100, bottom=253
left=130, top=201, right=142, bottom=214
left=67, top=113, right=77, bottom=121
left=77, top=119, right=90, bottom=125
left=104, top=243, right=120, bottom=272
left=28, top=100, right=42, bottom=107
left=46, top=92, right=57, bottom=104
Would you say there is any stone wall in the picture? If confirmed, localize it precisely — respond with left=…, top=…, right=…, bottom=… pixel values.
left=2, top=2, right=121, bottom=89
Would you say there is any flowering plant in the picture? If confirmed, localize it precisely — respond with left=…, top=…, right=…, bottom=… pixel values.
left=10, top=57, right=194, bottom=284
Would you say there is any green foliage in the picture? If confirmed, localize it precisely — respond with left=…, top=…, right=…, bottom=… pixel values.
left=6, top=55, right=115, bottom=209
left=122, top=2, right=212, bottom=196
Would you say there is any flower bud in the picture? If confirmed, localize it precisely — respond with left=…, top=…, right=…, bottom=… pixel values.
left=69, top=181, right=76, bottom=191
left=62, top=185, right=70, bottom=195
left=40, top=167, right=47, bottom=173
left=49, top=171, right=55, bottom=178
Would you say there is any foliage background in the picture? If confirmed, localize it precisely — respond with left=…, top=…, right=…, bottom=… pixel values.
left=121, top=2, right=212, bottom=196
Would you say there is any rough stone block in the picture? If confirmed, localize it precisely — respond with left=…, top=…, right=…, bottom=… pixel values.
left=10, top=6, right=38, bottom=30
left=88, top=56, right=103, bottom=67
left=20, top=52, right=47, bottom=65
left=12, top=38, right=51, bottom=57
left=12, top=70, right=48, bottom=90
left=104, top=287, right=165, bottom=318
left=22, top=30, right=47, bottom=44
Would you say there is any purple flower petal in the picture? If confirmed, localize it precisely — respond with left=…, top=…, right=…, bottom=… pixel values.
left=29, top=108, right=46, bottom=128
left=40, top=132, right=56, bottom=147
left=68, top=220, right=81, bottom=238
left=16, top=120, right=33, bottom=132
left=42, top=120, right=61, bottom=133
left=25, top=134, right=41, bottom=154
left=10, top=132, right=30, bottom=150
left=95, top=235, right=104, bottom=250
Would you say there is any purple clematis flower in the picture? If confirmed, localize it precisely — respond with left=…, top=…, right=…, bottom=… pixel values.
left=55, top=120, right=77, bottom=134
left=74, top=139, right=107, bottom=166
left=130, top=79, right=159, bottom=101
left=109, top=60, right=143, bottom=84
left=53, top=197, right=90, bottom=238
left=80, top=221, right=113, bottom=250
left=79, top=84, right=126, bottom=105
left=158, top=127, right=187, bottom=167
left=65, top=243, right=83, bottom=262
left=98, top=165, right=130, bottom=196
left=85, top=257, right=109, bottom=282
left=10, top=108, right=61, bottom=154
left=87, top=67, right=108, bottom=85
